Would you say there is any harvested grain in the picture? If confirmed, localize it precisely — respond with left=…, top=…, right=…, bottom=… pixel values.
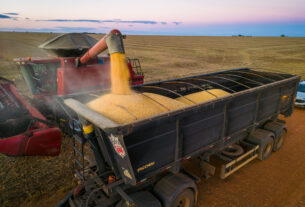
left=87, top=92, right=187, bottom=124
left=176, top=89, right=230, bottom=105
left=110, top=53, right=132, bottom=95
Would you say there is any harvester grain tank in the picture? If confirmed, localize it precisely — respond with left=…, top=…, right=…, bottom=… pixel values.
left=55, top=29, right=300, bottom=207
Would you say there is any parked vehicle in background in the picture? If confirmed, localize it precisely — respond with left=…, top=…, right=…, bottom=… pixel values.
left=295, top=80, right=305, bottom=108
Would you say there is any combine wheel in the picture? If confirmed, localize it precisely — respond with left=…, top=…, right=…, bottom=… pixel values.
left=221, top=144, right=244, bottom=158
left=247, top=129, right=274, bottom=161
left=264, top=121, right=287, bottom=151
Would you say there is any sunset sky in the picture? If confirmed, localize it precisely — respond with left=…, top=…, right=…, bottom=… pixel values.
left=0, top=0, right=305, bottom=36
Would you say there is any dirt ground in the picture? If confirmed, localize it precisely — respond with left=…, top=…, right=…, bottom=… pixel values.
left=183, top=108, right=305, bottom=207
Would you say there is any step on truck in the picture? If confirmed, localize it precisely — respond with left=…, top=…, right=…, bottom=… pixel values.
left=57, top=65, right=300, bottom=207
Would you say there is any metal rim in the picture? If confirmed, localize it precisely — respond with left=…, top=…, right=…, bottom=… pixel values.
left=264, top=142, right=272, bottom=157
left=176, top=197, right=191, bottom=207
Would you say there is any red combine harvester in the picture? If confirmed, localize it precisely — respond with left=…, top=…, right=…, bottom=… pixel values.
left=0, top=30, right=144, bottom=156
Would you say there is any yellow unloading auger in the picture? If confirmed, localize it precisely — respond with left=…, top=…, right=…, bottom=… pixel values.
left=79, top=29, right=131, bottom=95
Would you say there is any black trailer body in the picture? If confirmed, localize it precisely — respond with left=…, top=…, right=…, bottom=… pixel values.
left=61, top=68, right=300, bottom=207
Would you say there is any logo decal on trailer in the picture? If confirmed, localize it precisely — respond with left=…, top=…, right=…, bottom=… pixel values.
left=109, top=134, right=126, bottom=158
left=123, top=169, right=132, bottom=179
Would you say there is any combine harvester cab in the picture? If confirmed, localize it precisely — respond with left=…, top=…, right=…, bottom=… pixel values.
left=0, top=77, right=61, bottom=156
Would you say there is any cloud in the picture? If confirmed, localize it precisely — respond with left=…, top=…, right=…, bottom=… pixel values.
left=4, top=13, right=19, bottom=15
left=55, top=26, right=99, bottom=32
left=38, top=19, right=101, bottom=23
left=172, top=22, right=182, bottom=25
left=0, top=27, right=54, bottom=32
left=0, top=14, right=11, bottom=19
left=161, top=22, right=167, bottom=25
left=37, top=19, right=160, bottom=25
left=0, top=26, right=102, bottom=33
left=102, top=20, right=158, bottom=24
left=0, top=13, right=19, bottom=20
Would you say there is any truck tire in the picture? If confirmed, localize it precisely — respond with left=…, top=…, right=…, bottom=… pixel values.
left=221, top=144, right=244, bottom=158
left=171, top=189, right=195, bottom=207
left=273, top=129, right=286, bottom=151
left=264, top=121, right=287, bottom=151
left=247, top=129, right=274, bottom=161
left=116, top=191, right=161, bottom=207
left=153, top=173, right=197, bottom=207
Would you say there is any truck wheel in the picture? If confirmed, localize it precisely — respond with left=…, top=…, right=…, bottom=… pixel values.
left=221, top=144, right=244, bottom=158
left=264, top=121, right=287, bottom=152
left=171, top=189, right=195, bottom=207
left=116, top=191, right=161, bottom=207
left=247, top=129, right=275, bottom=161
left=275, top=129, right=286, bottom=150
left=153, top=173, right=197, bottom=207
left=259, top=137, right=273, bottom=160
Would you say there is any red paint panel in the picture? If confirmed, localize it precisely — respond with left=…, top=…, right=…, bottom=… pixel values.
left=57, top=57, right=111, bottom=95
left=24, top=127, right=62, bottom=156
left=0, top=135, right=27, bottom=156
left=0, top=128, right=61, bottom=156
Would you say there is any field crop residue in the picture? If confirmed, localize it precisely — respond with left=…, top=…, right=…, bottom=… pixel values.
left=0, top=32, right=305, bottom=207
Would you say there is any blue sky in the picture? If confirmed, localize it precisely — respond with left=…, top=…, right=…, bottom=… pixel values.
left=0, top=0, right=305, bottom=36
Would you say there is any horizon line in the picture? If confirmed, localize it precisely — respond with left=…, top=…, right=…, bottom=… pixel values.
left=0, top=30, right=304, bottom=38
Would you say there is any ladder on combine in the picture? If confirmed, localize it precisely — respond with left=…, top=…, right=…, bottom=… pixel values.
left=72, top=121, right=94, bottom=181
left=73, top=133, right=87, bottom=180
left=127, top=58, right=143, bottom=75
